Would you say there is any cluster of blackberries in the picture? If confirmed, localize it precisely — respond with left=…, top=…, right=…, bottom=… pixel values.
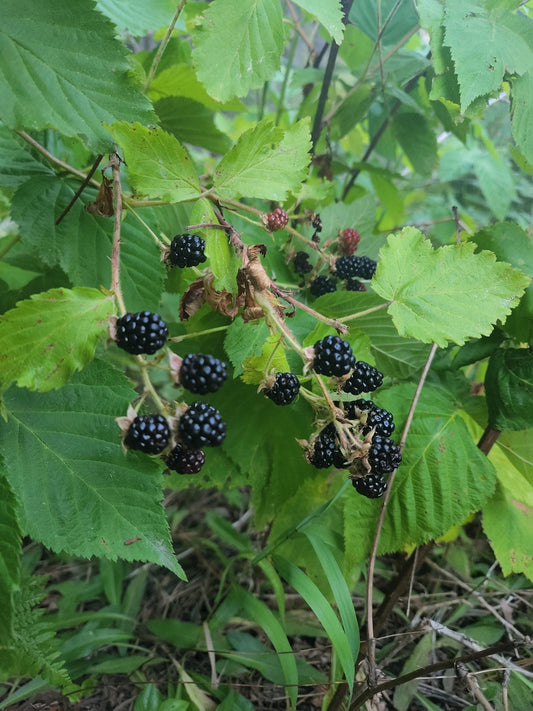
left=303, top=335, right=402, bottom=499
left=264, top=207, right=289, bottom=232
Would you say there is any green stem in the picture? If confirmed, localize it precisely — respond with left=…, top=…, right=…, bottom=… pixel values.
left=128, top=206, right=168, bottom=249
left=338, top=301, right=391, bottom=323
left=275, top=30, right=298, bottom=126
left=139, top=360, right=167, bottom=413
left=168, top=325, right=229, bottom=344
left=143, top=1, right=188, bottom=93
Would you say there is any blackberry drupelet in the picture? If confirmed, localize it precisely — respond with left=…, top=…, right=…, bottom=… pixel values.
left=352, top=256, right=377, bottom=279
left=345, top=279, right=366, bottom=292
left=179, top=401, right=226, bottom=448
left=339, top=228, right=361, bottom=255
left=125, top=414, right=170, bottom=454
left=263, top=372, right=300, bottom=406
left=169, top=233, right=207, bottom=268
left=343, top=361, right=384, bottom=396
left=368, top=435, right=402, bottom=474
left=353, top=473, right=387, bottom=499
left=165, top=443, right=205, bottom=474
left=292, top=251, right=313, bottom=274
left=179, top=353, right=228, bottom=394
left=310, top=275, right=337, bottom=296
left=115, top=311, right=168, bottom=355
left=312, top=335, right=356, bottom=377
left=265, top=207, right=289, bottom=231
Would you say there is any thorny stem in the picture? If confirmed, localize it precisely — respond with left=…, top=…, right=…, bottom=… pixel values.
left=365, top=342, right=438, bottom=687
left=110, top=154, right=127, bottom=316
left=272, top=288, right=348, bottom=333
left=143, top=1, right=188, bottom=92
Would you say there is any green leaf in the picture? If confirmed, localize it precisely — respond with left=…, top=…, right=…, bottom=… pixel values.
left=472, top=149, right=515, bottom=221
left=330, top=85, right=374, bottom=141
left=0, top=287, right=113, bottom=392
left=392, top=113, right=438, bottom=178
left=213, top=119, right=311, bottom=201
left=485, top=348, right=533, bottom=431
left=0, top=0, right=154, bottom=151
left=192, top=0, right=286, bottom=102
left=350, top=0, right=419, bottom=46
left=95, top=0, right=182, bottom=37
left=224, top=319, right=270, bottom=378
left=0, top=471, right=21, bottom=645
left=291, top=0, right=345, bottom=44
left=242, top=335, right=291, bottom=385
left=443, top=0, right=533, bottom=112
left=483, top=483, right=533, bottom=581
left=345, top=384, right=498, bottom=566
left=107, top=122, right=202, bottom=202
left=148, top=64, right=245, bottom=111
left=190, top=199, right=241, bottom=293
left=0, top=263, right=41, bottom=292
left=0, top=360, right=183, bottom=577
left=156, top=97, right=232, bottom=154
left=372, top=228, right=530, bottom=347
left=318, top=196, right=377, bottom=249
left=511, top=73, right=533, bottom=164
left=0, top=126, right=52, bottom=189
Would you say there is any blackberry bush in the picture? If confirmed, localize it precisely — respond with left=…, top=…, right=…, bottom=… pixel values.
left=115, top=311, right=168, bottom=355
left=179, top=353, right=228, bottom=394
left=125, top=414, right=170, bottom=454
left=178, top=401, right=226, bottom=448
left=263, top=372, right=300, bottom=406
left=312, top=335, right=356, bottom=377
left=168, top=233, right=207, bottom=268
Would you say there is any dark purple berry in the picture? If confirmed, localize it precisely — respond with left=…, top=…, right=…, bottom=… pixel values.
left=352, top=256, right=377, bottom=279
left=125, top=414, right=170, bottom=454
left=310, top=275, right=337, bottom=296
left=343, top=362, right=383, bottom=396
left=165, top=443, right=205, bottom=474
left=313, top=335, right=356, bottom=377
left=292, top=251, right=313, bottom=274
left=263, top=372, right=300, bottom=406
left=353, top=473, right=387, bottom=498
left=179, top=353, right=227, bottom=394
left=169, top=233, right=207, bottom=268
left=179, top=401, right=226, bottom=448
left=115, top=311, right=168, bottom=355
left=368, top=435, right=402, bottom=474
left=345, top=279, right=367, bottom=292
left=308, top=430, right=338, bottom=469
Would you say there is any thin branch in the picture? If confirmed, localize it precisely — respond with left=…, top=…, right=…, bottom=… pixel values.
left=477, top=426, right=502, bottom=455
left=55, top=153, right=103, bottom=224
left=143, top=1, right=188, bottom=92
left=457, top=663, right=496, bottom=711
left=17, top=131, right=98, bottom=184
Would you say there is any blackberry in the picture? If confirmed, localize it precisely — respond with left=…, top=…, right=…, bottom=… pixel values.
left=179, top=353, right=227, bottom=394
left=312, top=213, right=322, bottom=232
left=352, top=256, right=377, bottom=279
left=179, top=401, right=226, bottom=448
left=318, top=423, right=348, bottom=468
left=168, top=233, right=207, bottom=268
left=263, top=372, right=300, bottom=406
left=292, top=251, right=313, bottom=274
left=339, top=228, right=361, bottom=256
left=310, top=275, right=337, bottom=297
left=265, top=207, right=289, bottom=232
left=115, top=311, right=168, bottom=355
left=343, top=361, right=384, bottom=396
left=344, top=399, right=394, bottom=437
left=368, top=435, right=402, bottom=474
left=165, top=443, right=205, bottom=474
left=353, top=473, right=387, bottom=499
left=313, top=335, right=356, bottom=377
left=308, top=430, right=338, bottom=469
left=125, top=414, right=170, bottom=454
left=345, top=279, right=366, bottom=292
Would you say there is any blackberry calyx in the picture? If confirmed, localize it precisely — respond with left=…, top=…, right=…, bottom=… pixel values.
left=345, top=279, right=367, bottom=292
left=115, top=311, right=168, bottom=355
left=165, top=443, right=205, bottom=474
left=339, top=228, right=361, bottom=256
left=313, top=335, right=356, bottom=377
left=343, top=361, right=384, bottom=396
left=263, top=372, right=300, bottom=406
left=353, top=473, right=387, bottom=499
left=368, top=435, right=402, bottom=474
left=179, top=353, right=227, bottom=394
left=292, top=251, right=313, bottom=274
left=310, top=275, right=337, bottom=296
left=125, top=414, right=170, bottom=454
left=169, top=233, right=207, bottom=268
left=265, top=208, right=289, bottom=232
left=179, top=401, right=226, bottom=448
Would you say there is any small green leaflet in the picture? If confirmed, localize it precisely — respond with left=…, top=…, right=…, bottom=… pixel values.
left=0, top=360, right=183, bottom=578
left=443, top=0, right=533, bottom=112
left=0, top=287, right=114, bottom=392
left=0, top=0, right=154, bottom=151
left=213, top=119, right=311, bottom=201
left=107, top=122, right=202, bottom=202
left=242, top=335, right=291, bottom=385
left=192, top=0, right=287, bottom=102
left=372, top=228, right=530, bottom=347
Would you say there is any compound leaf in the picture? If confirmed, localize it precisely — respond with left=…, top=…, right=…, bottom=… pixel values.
left=0, top=360, right=183, bottom=577
left=0, top=0, right=154, bottom=151
left=214, top=119, right=311, bottom=201
left=192, top=0, right=286, bottom=102
left=0, top=287, right=114, bottom=392
left=372, top=228, right=530, bottom=347
left=107, top=122, right=201, bottom=202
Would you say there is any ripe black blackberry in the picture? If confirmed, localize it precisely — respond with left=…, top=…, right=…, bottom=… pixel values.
left=125, top=414, right=170, bottom=454
left=368, top=435, right=402, bottom=474
left=263, top=372, right=300, bottom=406
left=265, top=207, right=289, bottom=231
left=292, top=251, right=313, bottom=274
left=312, top=213, right=322, bottom=232
left=343, top=361, right=383, bottom=396
left=179, top=353, right=227, bottom=394
left=310, top=275, right=337, bottom=296
left=179, top=401, right=226, bottom=448
left=307, top=430, right=338, bottom=469
left=339, top=228, right=361, bottom=255
left=165, top=443, right=205, bottom=474
left=115, top=311, right=168, bottom=355
left=313, top=335, right=356, bottom=377
left=334, top=255, right=361, bottom=280
left=317, top=423, right=348, bottom=468
left=353, top=473, right=387, bottom=499
left=344, top=399, right=394, bottom=437
left=168, top=233, right=207, bottom=268
left=352, top=256, right=377, bottom=279
left=345, top=279, right=366, bottom=292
